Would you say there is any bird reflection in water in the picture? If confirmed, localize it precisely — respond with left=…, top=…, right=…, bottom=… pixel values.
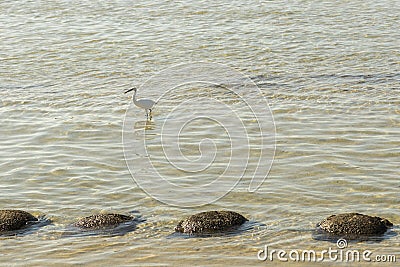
left=134, top=119, right=155, bottom=131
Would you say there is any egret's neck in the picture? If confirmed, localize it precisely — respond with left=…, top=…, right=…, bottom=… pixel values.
left=132, top=90, right=139, bottom=105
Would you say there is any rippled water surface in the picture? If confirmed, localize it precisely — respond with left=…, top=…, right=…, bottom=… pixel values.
left=1, top=0, right=399, bottom=266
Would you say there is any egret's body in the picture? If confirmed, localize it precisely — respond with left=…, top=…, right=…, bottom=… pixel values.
left=125, top=88, right=155, bottom=119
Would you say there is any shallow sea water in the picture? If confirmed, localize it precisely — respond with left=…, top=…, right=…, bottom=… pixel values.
left=0, top=0, right=399, bottom=266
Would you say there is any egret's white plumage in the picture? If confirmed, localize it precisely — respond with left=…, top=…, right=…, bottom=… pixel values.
left=125, top=88, right=155, bottom=119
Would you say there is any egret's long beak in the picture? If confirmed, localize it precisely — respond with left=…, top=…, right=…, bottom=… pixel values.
left=124, top=88, right=136, bottom=94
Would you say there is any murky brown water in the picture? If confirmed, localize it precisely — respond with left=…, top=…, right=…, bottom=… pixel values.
left=1, top=0, right=399, bottom=266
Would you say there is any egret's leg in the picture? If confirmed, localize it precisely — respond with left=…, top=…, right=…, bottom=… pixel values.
left=145, top=109, right=149, bottom=119
left=149, top=109, right=152, bottom=120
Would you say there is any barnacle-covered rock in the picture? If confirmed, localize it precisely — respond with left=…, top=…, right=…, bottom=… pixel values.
left=317, top=213, right=393, bottom=237
left=175, top=210, right=248, bottom=234
left=73, top=213, right=134, bottom=230
left=0, top=210, right=38, bottom=232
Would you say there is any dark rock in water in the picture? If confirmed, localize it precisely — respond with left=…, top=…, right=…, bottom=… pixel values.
left=73, top=213, right=135, bottom=230
left=317, top=213, right=393, bottom=238
left=175, top=210, right=248, bottom=235
left=0, top=210, right=38, bottom=232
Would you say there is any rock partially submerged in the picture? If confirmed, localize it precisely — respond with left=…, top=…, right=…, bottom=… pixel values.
left=0, top=210, right=38, bottom=232
left=73, top=213, right=135, bottom=230
left=175, top=210, right=248, bottom=235
left=317, top=213, right=393, bottom=238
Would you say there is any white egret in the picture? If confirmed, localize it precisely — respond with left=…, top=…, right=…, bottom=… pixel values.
left=125, top=87, right=155, bottom=119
